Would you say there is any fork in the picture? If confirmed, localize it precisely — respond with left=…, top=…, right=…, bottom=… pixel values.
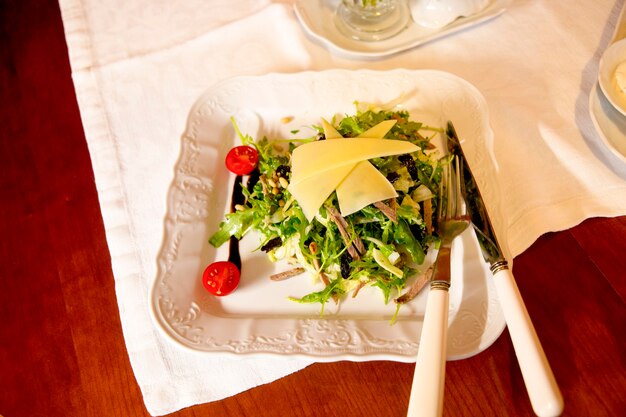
left=407, top=156, right=471, bottom=417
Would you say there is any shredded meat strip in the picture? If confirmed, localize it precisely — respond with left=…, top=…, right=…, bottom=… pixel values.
left=394, top=267, right=434, bottom=304
left=310, top=253, right=337, bottom=302
left=270, top=267, right=306, bottom=281
left=351, top=280, right=368, bottom=298
left=423, top=198, right=433, bottom=235
left=373, top=200, right=397, bottom=223
left=326, top=206, right=365, bottom=259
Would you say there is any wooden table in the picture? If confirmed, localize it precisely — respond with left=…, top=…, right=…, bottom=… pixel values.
left=1, top=1, right=625, bottom=416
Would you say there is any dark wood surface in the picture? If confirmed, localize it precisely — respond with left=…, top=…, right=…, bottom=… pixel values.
left=1, top=1, right=625, bottom=416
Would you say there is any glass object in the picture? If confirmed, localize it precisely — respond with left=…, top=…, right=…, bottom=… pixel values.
left=334, top=0, right=410, bottom=42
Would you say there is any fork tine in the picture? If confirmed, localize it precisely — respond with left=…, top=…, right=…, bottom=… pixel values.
left=454, top=156, right=463, bottom=219
left=447, top=163, right=453, bottom=219
left=440, top=156, right=462, bottom=222
left=451, top=158, right=458, bottom=219
left=438, top=165, right=445, bottom=221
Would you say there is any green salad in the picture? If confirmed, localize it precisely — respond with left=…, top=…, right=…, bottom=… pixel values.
left=208, top=105, right=449, bottom=315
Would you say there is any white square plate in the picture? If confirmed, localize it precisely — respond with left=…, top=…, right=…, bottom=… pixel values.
left=150, top=69, right=505, bottom=362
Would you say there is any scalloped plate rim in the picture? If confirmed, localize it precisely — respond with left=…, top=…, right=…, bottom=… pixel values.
left=149, top=69, right=506, bottom=362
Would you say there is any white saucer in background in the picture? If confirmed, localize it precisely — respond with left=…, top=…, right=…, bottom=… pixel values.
left=293, top=0, right=510, bottom=59
left=589, top=83, right=626, bottom=164
left=598, top=38, right=626, bottom=117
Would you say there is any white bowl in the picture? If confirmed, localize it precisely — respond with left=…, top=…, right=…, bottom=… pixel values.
left=598, top=38, right=626, bottom=117
left=589, top=83, right=626, bottom=164
left=410, top=0, right=490, bottom=29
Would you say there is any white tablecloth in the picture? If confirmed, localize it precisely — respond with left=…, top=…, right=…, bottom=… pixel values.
left=59, top=0, right=626, bottom=414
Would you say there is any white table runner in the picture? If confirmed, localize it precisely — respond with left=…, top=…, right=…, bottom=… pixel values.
left=59, top=0, right=626, bottom=414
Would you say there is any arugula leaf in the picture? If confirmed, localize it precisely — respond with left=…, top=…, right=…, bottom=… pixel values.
left=289, top=278, right=346, bottom=315
left=392, top=218, right=425, bottom=264
left=209, top=209, right=259, bottom=247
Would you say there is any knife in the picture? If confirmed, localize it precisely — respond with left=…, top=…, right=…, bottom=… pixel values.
left=446, top=122, right=564, bottom=417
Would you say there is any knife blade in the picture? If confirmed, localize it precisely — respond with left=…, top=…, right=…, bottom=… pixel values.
left=446, top=122, right=564, bottom=417
left=445, top=123, right=506, bottom=272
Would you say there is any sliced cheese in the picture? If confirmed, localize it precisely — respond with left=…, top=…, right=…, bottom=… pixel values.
left=336, top=160, right=397, bottom=216
left=359, top=119, right=396, bottom=138
left=288, top=119, right=414, bottom=221
left=289, top=119, right=371, bottom=220
left=290, top=138, right=417, bottom=185
left=289, top=117, right=352, bottom=220
left=334, top=119, right=399, bottom=216
left=287, top=165, right=353, bottom=221
left=321, top=118, right=342, bottom=139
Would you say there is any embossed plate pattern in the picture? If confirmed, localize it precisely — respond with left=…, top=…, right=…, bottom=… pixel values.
left=150, top=69, right=505, bottom=362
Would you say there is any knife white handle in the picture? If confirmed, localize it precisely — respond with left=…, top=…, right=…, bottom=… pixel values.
left=407, top=288, right=449, bottom=417
left=492, top=268, right=564, bottom=417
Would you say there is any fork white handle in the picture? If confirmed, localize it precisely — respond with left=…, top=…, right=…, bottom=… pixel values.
left=406, top=287, right=449, bottom=417
left=493, top=268, right=564, bottom=417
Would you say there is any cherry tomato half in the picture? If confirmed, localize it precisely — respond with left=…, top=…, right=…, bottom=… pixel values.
left=225, top=145, right=259, bottom=175
left=202, top=261, right=240, bottom=296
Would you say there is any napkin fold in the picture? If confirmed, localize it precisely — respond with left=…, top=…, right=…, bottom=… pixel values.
left=59, top=0, right=626, bottom=415
left=60, top=1, right=314, bottom=415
